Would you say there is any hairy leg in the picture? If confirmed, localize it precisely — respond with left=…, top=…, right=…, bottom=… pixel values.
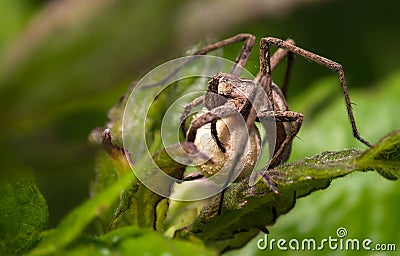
left=258, top=37, right=371, bottom=147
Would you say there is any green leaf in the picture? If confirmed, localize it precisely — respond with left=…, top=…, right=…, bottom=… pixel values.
left=88, top=128, right=137, bottom=233
left=162, top=196, right=210, bottom=238
left=109, top=141, right=208, bottom=230
left=89, top=128, right=203, bottom=232
left=182, top=149, right=359, bottom=252
left=175, top=130, right=400, bottom=252
left=28, top=171, right=133, bottom=256
left=65, top=227, right=217, bottom=256
left=232, top=72, right=400, bottom=256
left=0, top=169, right=48, bottom=255
left=88, top=45, right=400, bottom=254
left=356, top=129, right=400, bottom=180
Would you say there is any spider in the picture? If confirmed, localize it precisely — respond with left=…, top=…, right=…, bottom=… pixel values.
left=175, top=34, right=371, bottom=199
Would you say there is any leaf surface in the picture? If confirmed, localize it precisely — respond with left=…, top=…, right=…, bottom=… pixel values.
left=177, top=130, right=400, bottom=252
left=0, top=170, right=48, bottom=255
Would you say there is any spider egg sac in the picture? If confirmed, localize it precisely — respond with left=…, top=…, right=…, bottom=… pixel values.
left=193, top=111, right=261, bottom=181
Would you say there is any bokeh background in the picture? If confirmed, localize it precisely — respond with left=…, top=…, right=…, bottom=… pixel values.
left=1, top=0, right=399, bottom=255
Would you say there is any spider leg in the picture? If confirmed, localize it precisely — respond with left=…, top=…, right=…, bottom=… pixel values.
left=181, top=172, right=204, bottom=182
left=180, top=96, right=227, bottom=152
left=185, top=103, right=239, bottom=216
left=196, top=34, right=255, bottom=150
left=255, top=39, right=295, bottom=79
left=142, top=34, right=255, bottom=89
left=255, top=38, right=296, bottom=99
left=194, top=33, right=255, bottom=76
left=271, top=39, right=295, bottom=74
left=281, top=51, right=295, bottom=98
left=260, top=168, right=281, bottom=195
left=259, top=110, right=304, bottom=168
left=259, top=37, right=371, bottom=147
left=160, top=34, right=255, bottom=152
left=211, top=121, right=226, bottom=153
left=258, top=168, right=291, bottom=195
left=180, top=95, right=205, bottom=138
left=186, top=103, right=237, bottom=143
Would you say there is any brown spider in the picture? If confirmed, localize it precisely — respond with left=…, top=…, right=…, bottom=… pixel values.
left=176, top=34, right=371, bottom=202
left=144, top=33, right=371, bottom=214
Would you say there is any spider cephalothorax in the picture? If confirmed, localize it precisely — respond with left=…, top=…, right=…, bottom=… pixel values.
left=207, top=73, right=262, bottom=116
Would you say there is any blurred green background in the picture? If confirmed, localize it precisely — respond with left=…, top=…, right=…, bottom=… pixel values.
left=1, top=0, right=399, bottom=255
